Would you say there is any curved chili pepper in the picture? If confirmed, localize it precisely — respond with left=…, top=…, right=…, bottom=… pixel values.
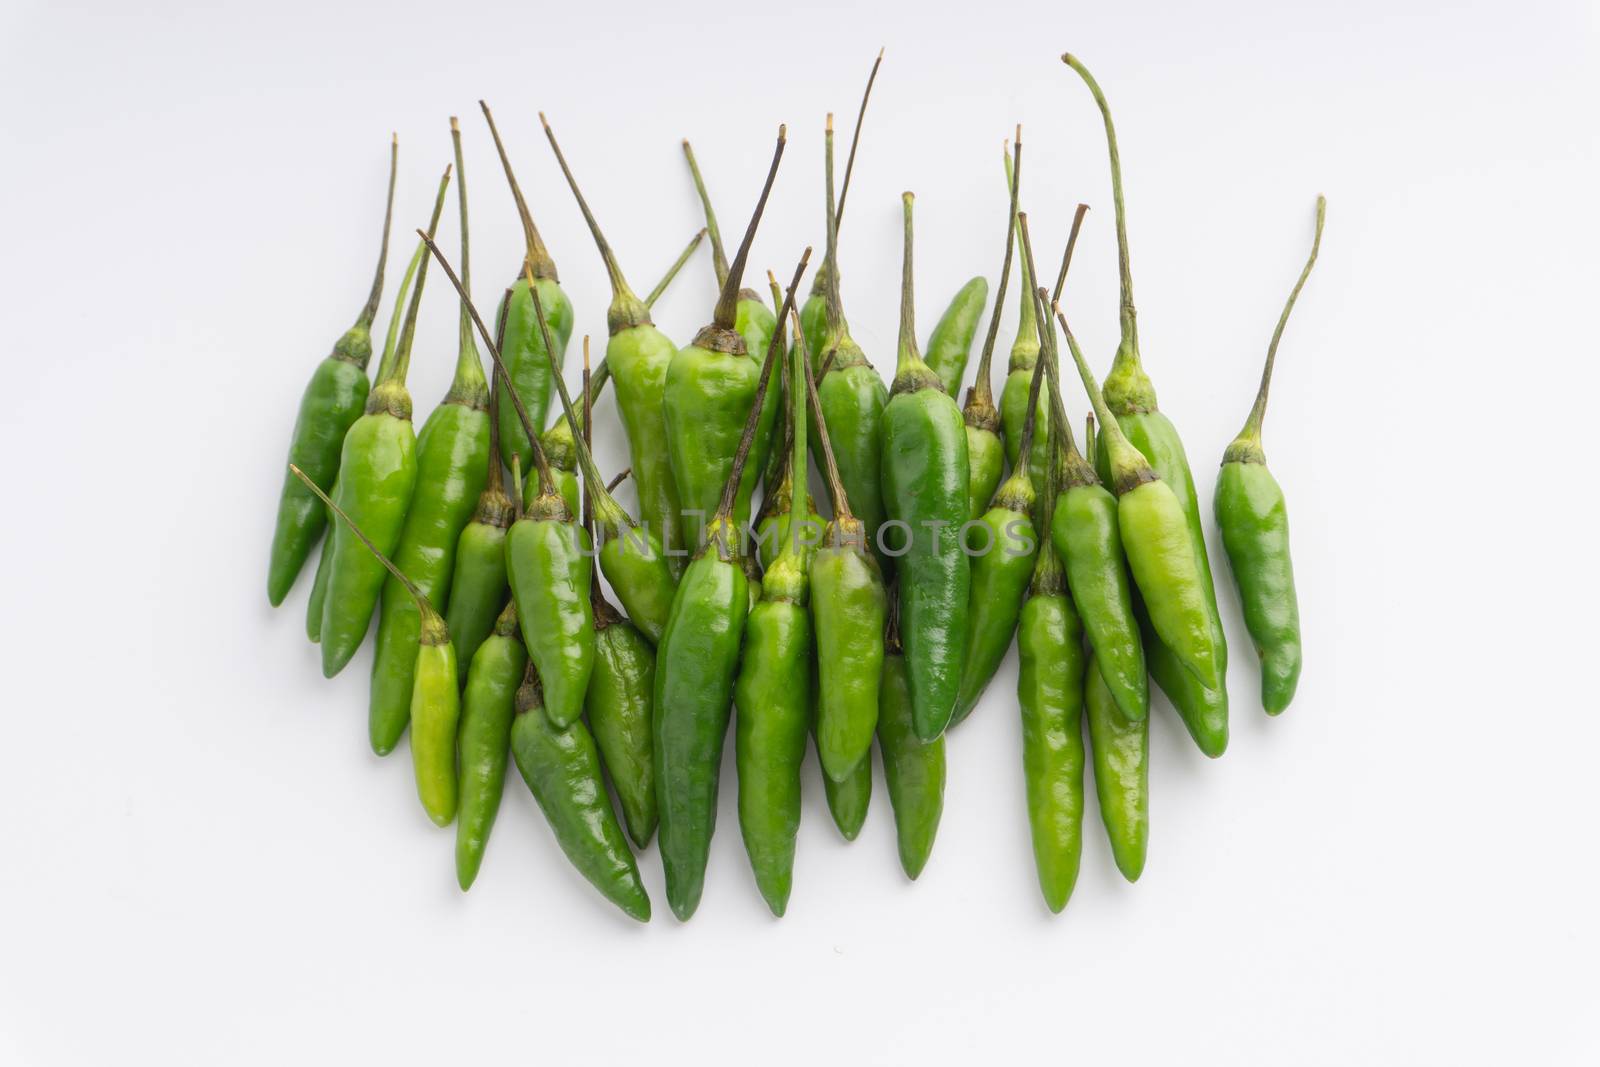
left=923, top=276, right=989, bottom=397
left=369, top=119, right=492, bottom=755
left=479, top=102, right=574, bottom=474
left=455, top=602, right=525, bottom=889
left=1216, top=197, right=1323, bottom=714
left=267, top=137, right=398, bottom=606
left=540, top=113, right=688, bottom=572
left=881, top=192, right=971, bottom=741
left=819, top=708, right=872, bottom=840
left=304, top=493, right=333, bottom=641
left=961, top=133, right=1021, bottom=523
left=509, top=662, right=651, bottom=922
left=1084, top=650, right=1148, bottom=882
left=653, top=251, right=809, bottom=921
left=291, top=466, right=460, bottom=826
left=317, top=166, right=451, bottom=678
left=663, top=128, right=787, bottom=552
left=878, top=604, right=946, bottom=880
left=732, top=320, right=814, bottom=916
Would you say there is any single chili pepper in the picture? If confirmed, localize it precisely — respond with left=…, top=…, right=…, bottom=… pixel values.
left=802, top=299, right=887, bottom=783
left=1084, top=650, right=1148, bottom=882
left=368, top=118, right=493, bottom=756
left=479, top=102, right=574, bottom=474
left=950, top=348, right=1045, bottom=726
left=1216, top=196, right=1323, bottom=714
left=304, top=487, right=334, bottom=642
left=509, top=661, right=651, bottom=922
left=817, top=681, right=872, bottom=840
left=268, top=137, right=398, bottom=606
left=961, top=132, right=1021, bottom=523
left=811, top=114, right=890, bottom=573
left=663, top=127, right=787, bottom=553
left=578, top=352, right=658, bottom=849
left=878, top=598, right=946, bottom=879
left=798, top=50, right=883, bottom=364
left=1013, top=427, right=1086, bottom=913
left=923, top=276, right=988, bottom=397
left=653, top=250, right=809, bottom=921
left=455, top=601, right=526, bottom=889
left=1037, top=234, right=1221, bottom=691
left=1063, top=54, right=1230, bottom=726
left=540, top=113, right=688, bottom=573
left=292, top=466, right=461, bottom=825
left=732, top=314, right=814, bottom=916
left=443, top=303, right=516, bottom=686
left=881, top=192, right=971, bottom=741
left=317, top=166, right=451, bottom=678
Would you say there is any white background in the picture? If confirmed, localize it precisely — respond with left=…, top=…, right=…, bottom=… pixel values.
left=3, top=0, right=1598, bottom=1063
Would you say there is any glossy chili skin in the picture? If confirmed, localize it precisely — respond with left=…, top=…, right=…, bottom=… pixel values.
left=1015, top=550, right=1085, bottom=914
left=443, top=489, right=513, bottom=687
left=1085, top=650, right=1148, bottom=882
left=878, top=647, right=946, bottom=880
left=1216, top=459, right=1300, bottom=713
left=810, top=522, right=887, bottom=782
left=607, top=321, right=686, bottom=568
left=494, top=276, right=574, bottom=473
left=964, top=423, right=1004, bottom=523
left=305, top=491, right=335, bottom=641
left=1117, top=479, right=1221, bottom=690
left=596, top=529, right=676, bottom=646
left=813, top=356, right=888, bottom=566
left=410, top=626, right=462, bottom=827
left=522, top=465, right=580, bottom=525
left=756, top=505, right=823, bottom=575
left=369, top=397, right=490, bottom=754
left=269, top=347, right=371, bottom=605
left=510, top=667, right=651, bottom=922
left=818, top=727, right=871, bottom=840
left=506, top=499, right=594, bottom=729
left=923, top=276, right=988, bottom=396
left=652, top=530, right=749, bottom=921
left=455, top=607, right=525, bottom=889
left=586, top=597, right=658, bottom=848
left=1142, top=603, right=1228, bottom=757
left=1052, top=481, right=1147, bottom=722
left=951, top=473, right=1038, bottom=726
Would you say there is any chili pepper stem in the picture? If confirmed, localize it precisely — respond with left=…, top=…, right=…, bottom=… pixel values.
left=371, top=166, right=452, bottom=412
left=706, top=127, right=788, bottom=339
left=446, top=117, right=490, bottom=408
left=793, top=314, right=855, bottom=525
left=645, top=229, right=707, bottom=308
left=681, top=141, right=732, bottom=287
left=834, top=48, right=884, bottom=231
left=965, top=131, right=1022, bottom=423
left=479, top=101, right=558, bottom=281
left=352, top=134, right=399, bottom=334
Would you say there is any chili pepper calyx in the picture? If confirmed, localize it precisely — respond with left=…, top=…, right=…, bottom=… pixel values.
left=364, top=378, right=413, bottom=420
left=689, top=323, right=746, bottom=356
left=330, top=324, right=374, bottom=368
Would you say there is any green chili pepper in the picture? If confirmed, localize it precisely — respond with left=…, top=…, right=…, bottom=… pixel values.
left=1014, top=428, right=1086, bottom=913
left=317, top=166, right=451, bottom=678
left=1216, top=197, right=1323, bottom=714
left=653, top=251, right=809, bottom=921
left=509, top=661, right=651, bottom=922
left=540, top=114, right=689, bottom=573
left=368, top=119, right=493, bottom=755
left=951, top=350, right=1044, bottom=726
left=291, top=466, right=461, bottom=826
left=960, top=133, right=1021, bottom=523
left=732, top=313, right=815, bottom=916
left=878, top=604, right=946, bottom=880
left=818, top=698, right=872, bottom=840
left=305, top=491, right=334, bottom=642
left=923, top=276, right=988, bottom=397
left=479, top=102, right=574, bottom=474
left=754, top=276, right=825, bottom=575
left=881, top=192, right=971, bottom=741
left=1063, top=54, right=1230, bottom=739
left=811, top=114, right=890, bottom=574
left=1084, top=650, right=1148, bottom=882
left=267, top=137, right=398, bottom=606
left=663, top=128, right=787, bottom=553
left=800, top=304, right=887, bottom=783
left=455, top=601, right=526, bottom=889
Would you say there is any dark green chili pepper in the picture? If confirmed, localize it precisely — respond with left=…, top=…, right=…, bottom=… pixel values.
left=509, top=662, right=651, bottom=922
left=304, top=490, right=334, bottom=642
left=1084, top=650, right=1148, bottom=882
left=881, top=192, right=971, bottom=742
left=653, top=251, right=809, bottom=921
left=878, top=604, right=946, bottom=880
left=951, top=351, right=1044, bottom=726
left=663, top=128, right=787, bottom=552
left=1063, top=54, right=1230, bottom=732
left=540, top=114, right=688, bottom=572
left=455, top=601, right=526, bottom=890
left=732, top=316, right=814, bottom=916
left=811, top=114, right=890, bottom=573
left=291, top=466, right=460, bottom=826
left=317, top=166, right=451, bottom=678
left=479, top=102, right=574, bottom=474
left=369, top=119, right=493, bottom=756
left=801, top=305, right=887, bottom=784
left=268, top=137, right=398, bottom=606
left=818, top=701, right=872, bottom=841
left=961, top=132, right=1021, bottom=523
left=1014, top=430, right=1085, bottom=913
left=1216, top=197, right=1323, bottom=714
left=923, top=276, right=988, bottom=397
left=754, top=276, right=824, bottom=575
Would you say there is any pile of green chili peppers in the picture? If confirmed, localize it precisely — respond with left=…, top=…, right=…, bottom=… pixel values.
left=266, top=52, right=1325, bottom=919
